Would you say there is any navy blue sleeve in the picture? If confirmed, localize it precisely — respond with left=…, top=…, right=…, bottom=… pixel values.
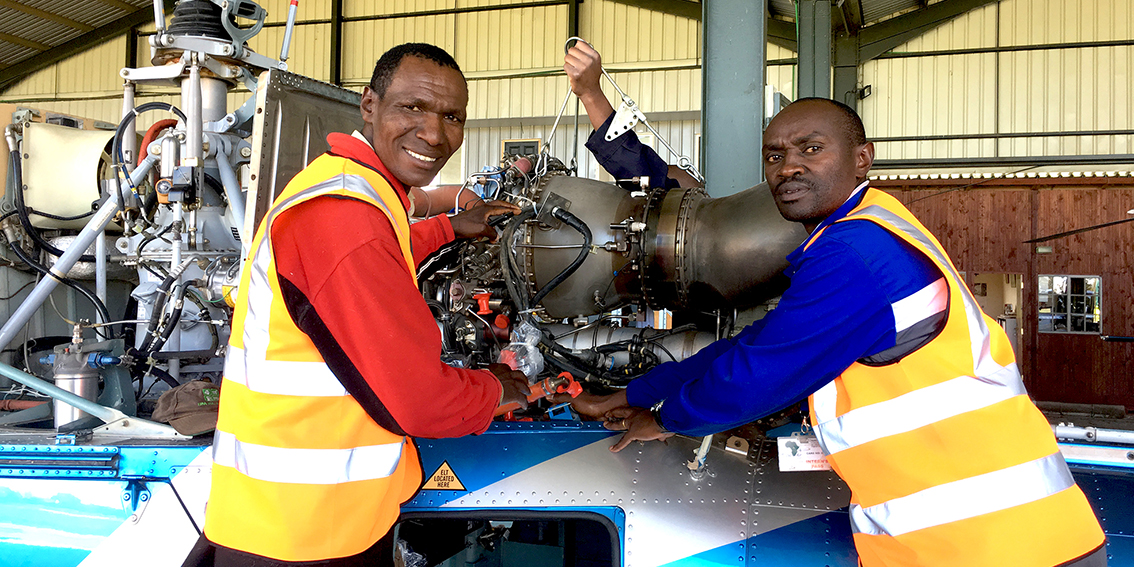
left=585, top=113, right=679, bottom=189
left=626, top=220, right=944, bottom=436
left=627, top=235, right=895, bottom=436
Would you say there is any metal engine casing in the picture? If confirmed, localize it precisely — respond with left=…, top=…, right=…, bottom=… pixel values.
left=520, top=176, right=809, bottom=319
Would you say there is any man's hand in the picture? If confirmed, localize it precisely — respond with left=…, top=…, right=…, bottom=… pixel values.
left=450, top=200, right=521, bottom=241
left=604, top=407, right=675, bottom=452
left=488, top=363, right=532, bottom=411
left=564, top=42, right=615, bottom=130
left=552, top=390, right=629, bottom=419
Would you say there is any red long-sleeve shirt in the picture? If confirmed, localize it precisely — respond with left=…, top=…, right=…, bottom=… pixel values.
left=269, top=133, right=501, bottom=438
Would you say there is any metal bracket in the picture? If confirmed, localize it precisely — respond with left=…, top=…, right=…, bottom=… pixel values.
left=121, top=477, right=152, bottom=520
left=605, top=99, right=643, bottom=142
left=93, top=416, right=188, bottom=438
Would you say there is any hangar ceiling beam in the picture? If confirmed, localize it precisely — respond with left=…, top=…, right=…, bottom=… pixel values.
left=0, top=0, right=94, bottom=32
left=857, top=0, right=999, bottom=62
left=0, top=0, right=175, bottom=94
left=702, top=0, right=765, bottom=196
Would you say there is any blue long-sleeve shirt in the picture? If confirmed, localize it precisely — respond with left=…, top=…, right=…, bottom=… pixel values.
left=585, top=113, right=679, bottom=189
left=625, top=185, right=944, bottom=436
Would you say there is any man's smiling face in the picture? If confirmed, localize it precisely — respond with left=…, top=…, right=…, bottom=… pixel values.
left=360, top=56, right=468, bottom=188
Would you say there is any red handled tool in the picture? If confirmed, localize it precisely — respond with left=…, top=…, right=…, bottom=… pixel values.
left=495, top=372, right=582, bottom=416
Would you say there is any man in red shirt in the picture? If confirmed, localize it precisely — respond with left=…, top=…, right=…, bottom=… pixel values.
left=188, top=43, right=529, bottom=567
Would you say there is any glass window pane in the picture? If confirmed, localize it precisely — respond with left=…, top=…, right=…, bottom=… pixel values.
left=1070, top=277, right=1085, bottom=295
left=1038, top=294, right=1051, bottom=312
left=1086, top=319, right=1100, bottom=333
left=1053, top=276, right=1069, bottom=294
left=1071, top=315, right=1085, bottom=332
left=1055, top=296, right=1068, bottom=314
left=1039, top=315, right=1053, bottom=332
left=1085, top=278, right=1099, bottom=294
left=1039, top=276, right=1053, bottom=294
left=1052, top=314, right=1068, bottom=332
left=1071, top=296, right=1086, bottom=314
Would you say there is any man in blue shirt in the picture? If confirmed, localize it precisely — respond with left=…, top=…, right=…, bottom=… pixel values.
left=569, top=97, right=943, bottom=447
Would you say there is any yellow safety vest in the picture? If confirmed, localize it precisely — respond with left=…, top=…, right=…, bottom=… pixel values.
left=806, top=189, right=1104, bottom=567
left=204, top=153, right=423, bottom=561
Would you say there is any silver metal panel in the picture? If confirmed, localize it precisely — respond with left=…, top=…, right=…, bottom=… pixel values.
left=247, top=69, right=364, bottom=231
left=445, top=434, right=761, bottom=567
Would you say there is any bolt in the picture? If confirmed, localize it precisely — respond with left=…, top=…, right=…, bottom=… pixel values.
left=1127, top=451, right=1133, bottom=461
left=240, top=146, right=252, bottom=158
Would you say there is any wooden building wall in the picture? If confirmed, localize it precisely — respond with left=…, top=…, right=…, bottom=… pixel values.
left=876, top=179, right=1134, bottom=410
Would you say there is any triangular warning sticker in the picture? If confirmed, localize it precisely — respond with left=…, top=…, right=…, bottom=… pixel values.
left=422, top=460, right=465, bottom=491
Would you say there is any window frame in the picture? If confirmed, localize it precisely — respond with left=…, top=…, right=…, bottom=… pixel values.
left=1037, top=274, right=1102, bottom=335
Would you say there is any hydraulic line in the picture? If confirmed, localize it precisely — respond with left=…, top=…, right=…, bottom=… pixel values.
left=8, top=149, right=97, bottom=262
left=530, top=207, right=592, bottom=306
left=1, top=232, right=112, bottom=334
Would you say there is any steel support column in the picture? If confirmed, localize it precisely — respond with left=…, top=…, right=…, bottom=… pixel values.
left=833, top=34, right=859, bottom=107
left=702, top=0, right=765, bottom=196
left=797, top=0, right=831, bottom=99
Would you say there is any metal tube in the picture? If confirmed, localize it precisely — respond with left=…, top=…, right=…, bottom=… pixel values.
left=152, top=0, right=166, bottom=34
left=183, top=56, right=203, bottom=166
left=95, top=229, right=107, bottom=323
left=168, top=202, right=184, bottom=381
left=0, top=156, right=157, bottom=351
left=0, top=361, right=121, bottom=424
left=121, top=82, right=137, bottom=171
left=54, top=364, right=99, bottom=428
left=199, top=77, right=229, bottom=123
left=1053, top=424, right=1134, bottom=446
left=213, top=153, right=247, bottom=242
left=281, top=0, right=299, bottom=61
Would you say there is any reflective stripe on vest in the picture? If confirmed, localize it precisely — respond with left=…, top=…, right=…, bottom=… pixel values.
left=849, top=451, right=1074, bottom=537
left=805, top=190, right=1103, bottom=566
left=206, top=154, right=421, bottom=561
left=212, top=430, right=405, bottom=485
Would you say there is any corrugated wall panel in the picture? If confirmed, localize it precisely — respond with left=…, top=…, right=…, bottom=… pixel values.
left=55, top=40, right=125, bottom=96
left=248, top=23, right=333, bottom=82
left=1001, top=0, right=1133, bottom=45
left=461, top=119, right=700, bottom=184
left=341, top=14, right=457, bottom=84
left=262, top=0, right=329, bottom=22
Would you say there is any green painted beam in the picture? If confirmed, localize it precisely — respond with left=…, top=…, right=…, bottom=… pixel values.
left=858, top=0, right=999, bottom=62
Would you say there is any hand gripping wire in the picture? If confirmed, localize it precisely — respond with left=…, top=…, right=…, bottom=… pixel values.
left=563, top=37, right=705, bottom=184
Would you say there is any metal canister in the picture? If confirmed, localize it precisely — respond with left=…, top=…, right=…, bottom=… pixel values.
left=52, top=355, right=99, bottom=428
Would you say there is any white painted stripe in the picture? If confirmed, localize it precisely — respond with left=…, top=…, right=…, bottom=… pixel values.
left=891, top=278, right=948, bottom=333
left=212, top=430, right=404, bottom=485
left=223, top=346, right=347, bottom=397
left=849, top=452, right=1075, bottom=537
left=814, top=367, right=1026, bottom=455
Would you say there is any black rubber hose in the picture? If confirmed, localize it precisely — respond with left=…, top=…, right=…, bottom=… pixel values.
left=147, top=283, right=190, bottom=354
left=1, top=232, right=112, bottom=333
left=113, top=102, right=187, bottom=213
left=139, top=269, right=185, bottom=351
left=530, top=207, right=592, bottom=307
left=147, top=365, right=180, bottom=388
left=498, top=208, right=537, bottom=315
left=9, top=150, right=97, bottom=262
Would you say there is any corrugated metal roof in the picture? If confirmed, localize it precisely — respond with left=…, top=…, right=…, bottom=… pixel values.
left=0, top=0, right=149, bottom=69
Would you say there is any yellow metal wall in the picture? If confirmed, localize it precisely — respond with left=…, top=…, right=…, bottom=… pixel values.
left=862, top=0, right=1134, bottom=161
left=3, top=0, right=1127, bottom=170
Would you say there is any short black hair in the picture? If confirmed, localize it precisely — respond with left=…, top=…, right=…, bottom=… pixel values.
left=792, top=97, right=867, bottom=147
left=369, top=43, right=463, bottom=99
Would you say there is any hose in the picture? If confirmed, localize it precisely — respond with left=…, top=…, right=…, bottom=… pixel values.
left=146, top=281, right=192, bottom=354
left=112, top=102, right=187, bottom=212
left=1, top=232, right=113, bottom=333
left=9, top=150, right=97, bottom=262
left=530, top=207, right=592, bottom=306
left=498, top=208, right=538, bottom=316
left=137, top=119, right=179, bottom=165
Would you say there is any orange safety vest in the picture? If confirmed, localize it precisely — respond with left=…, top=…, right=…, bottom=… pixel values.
left=204, top=153, right=423, bottom=561
left=806, top=189, right=1104, bottom=567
